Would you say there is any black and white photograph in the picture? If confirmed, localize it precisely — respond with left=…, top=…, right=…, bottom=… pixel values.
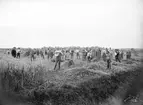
left=0, top=0, right=143, bottom=105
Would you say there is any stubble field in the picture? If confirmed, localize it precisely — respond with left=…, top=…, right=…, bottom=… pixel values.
left=0, top=49, right=143, bottom=105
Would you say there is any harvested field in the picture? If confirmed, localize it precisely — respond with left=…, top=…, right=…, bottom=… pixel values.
left=0, top=49, right=143, bottom=105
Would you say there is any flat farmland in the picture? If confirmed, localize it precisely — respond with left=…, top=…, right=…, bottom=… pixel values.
left=0, top=49, right=143, bottom=105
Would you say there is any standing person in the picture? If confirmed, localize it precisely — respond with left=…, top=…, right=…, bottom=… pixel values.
left=30, top=49, right=36, bottom=61
left=16, top=47, right=21, bottom=59
left=102, top=50, right=106, bottom=62
left=120, top=50, right=124, bottom=60
left=123, top=51, right=126, bottom=60
left=65, top=50, right=70, bottom=60
left=82, top=49, right=87, bottom=61
left=106, top=48, right=109, bottom=53
left=11, top=47, right=17, bottom=58
left=126, top=50, right=131, bottom=60
left=87, top=50, right=92, bottom=62
left=128, top=50, right=131, bottom=59
left=70, top=50, right=74, bottom=59
left=115, top=50, right=121, bottom=62
left=36, top=49, right=40, bottom=56
left=45, top=49, right=48, bottom=55
left=106, top=51, right=112, bottom=69
left=91, top=49, right=96, bottom=59
left=97, top=48, right=101, bottom=60
left=47, top=49, right=51, bottom=60
left=54, top=50, right=63, bottom=70
left=40, top=50, right=44, bottom=59
left=82, top=50, right=85, bottom=61
left=126, top=51, right=129, bottom=59
left=109, top=49, right=114, bottom=60
left=61, top=49, right=65, bottom=60
left=49, top=50, right=54, bottom=59
left=75, top=49, right=80, bottom=59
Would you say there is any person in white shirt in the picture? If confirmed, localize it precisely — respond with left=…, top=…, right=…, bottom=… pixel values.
left=54, top=50, right=63, bottom=70
left=75, top=49, right=80, bottom=59
left=87, top=51, right=92, bottom=62
left=65, top=50, right=70, bottom=60
left=16, top=48, right=21, bottom=59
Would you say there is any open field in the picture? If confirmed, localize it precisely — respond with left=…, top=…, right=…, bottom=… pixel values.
left=0, top=49, right=143, bottom=105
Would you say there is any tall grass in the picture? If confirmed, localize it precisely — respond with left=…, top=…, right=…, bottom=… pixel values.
left=0, top=63, right=47, bottom=101
left=0, top=61, right=142, bottom=105
left=0, top=54, right=141, bottom=105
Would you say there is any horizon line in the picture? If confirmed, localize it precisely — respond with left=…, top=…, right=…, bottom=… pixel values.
left=0, top=46, right=142, bottom=49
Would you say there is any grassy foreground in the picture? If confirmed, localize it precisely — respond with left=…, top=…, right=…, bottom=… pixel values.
left=0, top=53, right=143, bottom=105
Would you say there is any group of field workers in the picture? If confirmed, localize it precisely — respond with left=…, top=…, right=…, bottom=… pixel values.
left=8, top=47, right=21, bottom=59
left=7, top=47, right=132, bottom=70
left=43, top=47, right=132, bottom=70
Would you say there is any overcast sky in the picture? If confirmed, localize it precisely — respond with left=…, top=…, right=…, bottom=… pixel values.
left=0, top=0, right=142, bottom=48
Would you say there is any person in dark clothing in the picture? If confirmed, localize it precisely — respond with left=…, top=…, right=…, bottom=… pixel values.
left=54, top=50, right=62, bottom=70
left=102, top=51, right=106, bottom=62
left=120, top=51, right=124, bottom=60
left=70, top=50, right=74, bottom=59
left=16, top=48, right=21, bottom=59
left=45, top=50, right=48, bottom=55
left=106, top=52, right=112, bottom=69
left=67, top=59, right=74, bottom=67
left=30, top=49, right=36, bottom=61
left=82, top=50, right=87, bottom=61
left=87, top=51, right=92, bottom=62
left=11, top=47, right=16, bottom=58
left=127, top=51, right=131, bottom=59
left=49, top=50, right=54, bottom=59
left=40, top=50, right=44, bottom=59
left=75, top=50, right=80, bottom=59
left=105, top=49, right=112, bottom=69
left=115, top=50, right=121, bottom=62
left=36, top=49, right=40, bottom=56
